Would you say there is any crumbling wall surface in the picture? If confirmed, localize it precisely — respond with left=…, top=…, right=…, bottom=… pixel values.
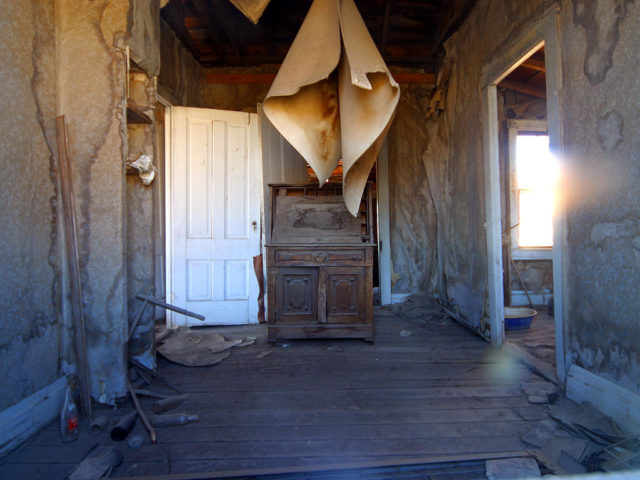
left=57, top=0, right=131, bottom=404
left=0, top=0, right=61, bottom=411
left=388, top=84, right=438, bottom=294
left=401, top=0, right=554, bottom=331
left=560, top=0, right=640, bottom=393
left=159, top=19, right=202, bottom=106
left=126, top=74, right=157, bottom=368
left=128, top=0, right=161, bottom=76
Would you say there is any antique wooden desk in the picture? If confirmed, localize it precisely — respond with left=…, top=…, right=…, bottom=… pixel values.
left=265, top=185, right=374, bottom=342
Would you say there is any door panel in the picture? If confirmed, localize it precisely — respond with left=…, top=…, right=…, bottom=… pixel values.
left=326, top=267, right=365, bottom=324
left=170, top=107, right=261, bottom=326
left=275, top=268, right=317, bottom=323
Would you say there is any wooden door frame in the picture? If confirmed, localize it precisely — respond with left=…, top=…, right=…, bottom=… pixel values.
left=377, top=138, right=393, bottom=305
left=165, top=107, right=262, bottom=327
left=162, top=97, right=175, bottom=326
left=480, top=8, right=566, bottom=380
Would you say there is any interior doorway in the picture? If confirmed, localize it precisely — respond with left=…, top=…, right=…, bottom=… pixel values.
left=480, top=9, right=566, bottom=380
left=497, top=46, right=557, bottom=370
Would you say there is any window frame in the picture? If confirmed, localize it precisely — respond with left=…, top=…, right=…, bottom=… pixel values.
left=507, top=119, right=553, bottom=260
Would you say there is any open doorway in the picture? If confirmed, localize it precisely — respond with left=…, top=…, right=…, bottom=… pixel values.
left=497, top=46, right=557, bottom=370
left=480, top=10, right=566, bottom=380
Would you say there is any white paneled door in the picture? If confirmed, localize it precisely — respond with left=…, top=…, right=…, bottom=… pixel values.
left=168, top=107, right=261, bottom=326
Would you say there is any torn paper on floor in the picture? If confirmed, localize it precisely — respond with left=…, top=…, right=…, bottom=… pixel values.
left=263, top=0, right=399, bottom=216
left=158, top=329, right=251, bottom=367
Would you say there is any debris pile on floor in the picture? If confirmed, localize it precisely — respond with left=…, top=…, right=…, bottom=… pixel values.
left=62, top=319, right=263, bottom=479
left=521, top=396, right=640, bottom=474
left=390, top=292, right=448, bottom=327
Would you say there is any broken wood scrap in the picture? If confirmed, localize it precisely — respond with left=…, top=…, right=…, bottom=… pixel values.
left=127, top=379, right=157, bottom=444
left=131, top=365, right=152, bottom=385
left=129, top=357, right=180, bottom=392
left=135, top=294, right=205, bottom=321
left=134, top=389, right=168, bottom=400
left=486, top=457, right=541, bottom=479
left=521, top=380, right=559, bottom=404
left=591, top=436, right=640, bottom=471
left=128, top=295, right=151, bottom=340
left=68, top=446, right=122, bottom=480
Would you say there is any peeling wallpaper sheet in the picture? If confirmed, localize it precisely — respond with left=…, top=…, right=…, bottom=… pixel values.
left=263, top=0, right=399, bottom=216
left=229, top=0, right=271, bottom=24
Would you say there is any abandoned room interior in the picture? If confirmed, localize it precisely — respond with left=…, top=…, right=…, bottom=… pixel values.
left=1, top=0, right=639, bottom=478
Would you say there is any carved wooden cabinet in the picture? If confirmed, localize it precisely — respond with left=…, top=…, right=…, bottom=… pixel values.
left=266, top=185, right=374, bottom=342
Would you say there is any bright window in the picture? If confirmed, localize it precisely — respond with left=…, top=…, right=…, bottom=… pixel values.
left=508, top=120, right=556, bottom=258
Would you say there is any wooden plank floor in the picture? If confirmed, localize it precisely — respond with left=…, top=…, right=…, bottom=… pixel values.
left=0, top=309, right=550, bottom=479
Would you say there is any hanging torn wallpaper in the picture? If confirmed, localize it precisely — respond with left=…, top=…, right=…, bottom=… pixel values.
left=263, top=0, right=400, bottom=216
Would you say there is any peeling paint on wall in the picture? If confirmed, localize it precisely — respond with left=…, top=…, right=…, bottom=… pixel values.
left=0, top=0, right=62, bottom=410
left=563, top=0, right=640, bottom=394
left=596, top=110, right=624, bottom=152
left=573, top=0, right=634, bottom=85
left=56, top=0, right=131, bottom=404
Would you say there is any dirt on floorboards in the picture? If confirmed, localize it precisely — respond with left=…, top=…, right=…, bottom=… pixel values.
left=0, top=307, right=553, bottom=479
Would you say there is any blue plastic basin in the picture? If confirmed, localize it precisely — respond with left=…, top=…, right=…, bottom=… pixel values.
left=504, top=307, right=537, bottom=331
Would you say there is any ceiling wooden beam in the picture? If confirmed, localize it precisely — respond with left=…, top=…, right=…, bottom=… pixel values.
left=162, top=1, right=203, bottom=62
left=432, top=0, right=477, bottom=52
left=211, top=0, right=242, bottom=58
left=381, top=0, right=393, bottom=52
left=521, top=57, right=546, bottom=72
left=206, top=72, right=436, bottom=84
left=191, top=0, right=227, bottom=61
left=499, top=80, right=546, bottom=99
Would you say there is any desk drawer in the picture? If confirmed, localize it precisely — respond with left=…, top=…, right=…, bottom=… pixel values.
left=274, top=248, right=368, bottom=266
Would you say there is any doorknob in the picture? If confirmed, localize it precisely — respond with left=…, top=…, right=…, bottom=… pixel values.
left=251, top=221, right=257, bottom=232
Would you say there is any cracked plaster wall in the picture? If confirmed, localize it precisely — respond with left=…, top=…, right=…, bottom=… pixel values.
left=0, top=0, right=62, bottom=411
left=56, top=0, right=131, bottom=404
left=560, top=0, right=640, bottom=393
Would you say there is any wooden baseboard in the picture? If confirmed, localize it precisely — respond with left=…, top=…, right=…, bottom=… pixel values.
left=0, top=376, right=67, bottom=459
left=566, top=364, right=640, bottom=434
left=391, top=293, right=411, bottom=304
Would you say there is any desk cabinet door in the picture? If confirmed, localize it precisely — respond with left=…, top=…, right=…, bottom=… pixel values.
left=325, top=267, right=365, bottom=324
left=275, top=268, right=317, bottom=323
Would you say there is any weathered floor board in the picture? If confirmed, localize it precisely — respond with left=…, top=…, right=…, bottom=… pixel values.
left=0, top=309, right=549, bottom=479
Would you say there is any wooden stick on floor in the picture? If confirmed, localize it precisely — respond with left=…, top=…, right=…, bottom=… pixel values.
left=56, top=115, right=92, bottom=420
left=127, top=379, right=157, bottom=444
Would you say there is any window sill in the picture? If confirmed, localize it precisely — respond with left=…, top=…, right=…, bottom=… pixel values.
left=511, top=248, right=553, bottom=260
